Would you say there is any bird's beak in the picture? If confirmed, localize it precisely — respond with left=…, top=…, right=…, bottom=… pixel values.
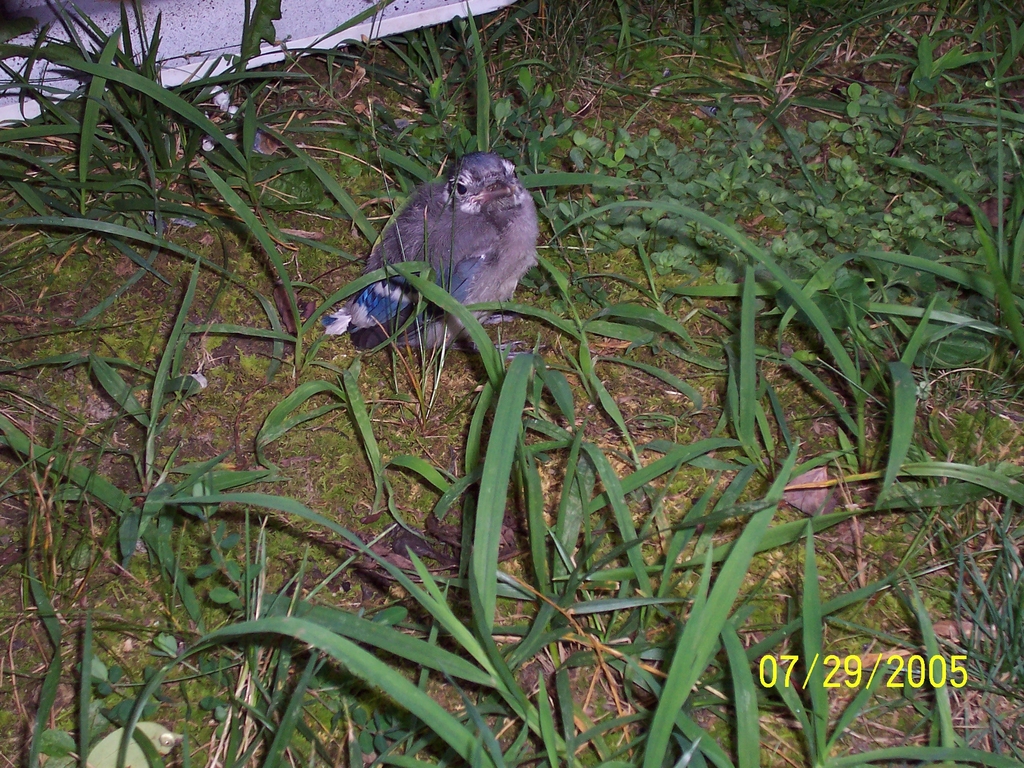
left=477, top=182, right=514, bottom=203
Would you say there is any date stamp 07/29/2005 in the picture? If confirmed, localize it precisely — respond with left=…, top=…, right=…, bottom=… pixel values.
left=758, top=653, right=968, bottom=691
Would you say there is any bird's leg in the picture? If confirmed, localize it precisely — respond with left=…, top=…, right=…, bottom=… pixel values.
left=495, top=340, right=530, bottom=359
left=481, top=312, right=520, bottom=326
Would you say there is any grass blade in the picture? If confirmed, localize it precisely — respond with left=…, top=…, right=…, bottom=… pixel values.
left=736, top=262, right=759, bottom=465
left=901, top=462, right=1024, bottom=505
left=880, top=361, right=917, bottom=500
left=801, top=521, right=826, bottom=763
left=582, top=443, right=653, bottom=597
left=78, top=33, right=120, bottom=213
left=643, top=449, right=797, bottom=768
left=471, top=352, right=532, bottom=632
left=40, top=50, right=247, bottom=169
left=341, top=361, right=385, bottom=513
left=465, top=10, right=490, bottom=151
left=88, top=354, right=149, bottom=427
left=125, top=617, right=497, bottom=768
left=200, top=160, right=302, bottom=367
left=722, top=621, right=759, bottom=768
left=27, top=566, right=62, bottom=768
left=885, top=155, right=1024, bottom=352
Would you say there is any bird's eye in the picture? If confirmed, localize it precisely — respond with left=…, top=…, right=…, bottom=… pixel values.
left=456, top=182, right=468, bottom=195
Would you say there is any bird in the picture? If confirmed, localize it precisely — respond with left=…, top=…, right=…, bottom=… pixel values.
left=322, top=152, right=538, bottom=350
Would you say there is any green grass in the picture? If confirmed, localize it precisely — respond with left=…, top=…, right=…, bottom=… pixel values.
left=2, top=0, right=1024, bottom=766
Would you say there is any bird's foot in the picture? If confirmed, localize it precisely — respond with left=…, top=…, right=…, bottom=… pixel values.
left=495, top=340, right=530, bottom=359
left=482, top=312, right=520, bottom=326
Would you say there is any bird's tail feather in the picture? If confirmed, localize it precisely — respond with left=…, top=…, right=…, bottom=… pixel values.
left=321, top=308, right=352, bottom=335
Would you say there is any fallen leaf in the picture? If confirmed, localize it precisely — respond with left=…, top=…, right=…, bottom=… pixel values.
left=947, top=197, right=1009, bottom=227
left=783, top=466, right=837, bottom=515
left=274, top=283, right=299, bottom=334
left=344, top=62, right=367, bottom=98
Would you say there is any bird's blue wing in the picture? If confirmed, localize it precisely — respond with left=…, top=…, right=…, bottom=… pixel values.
left=441, top=252, right=488, bottom=304
left=322, top=277, right=416, bottom=348
left=351, top=278, right=412, bottom=327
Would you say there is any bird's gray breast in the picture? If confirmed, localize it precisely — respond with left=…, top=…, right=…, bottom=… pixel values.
left=462, top=196, right=539, bottom=303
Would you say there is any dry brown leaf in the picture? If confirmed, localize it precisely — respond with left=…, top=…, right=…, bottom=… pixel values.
left=783, top=466, right=837, bottom=515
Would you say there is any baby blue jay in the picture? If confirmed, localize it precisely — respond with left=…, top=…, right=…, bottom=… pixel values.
left=322, top=152, right=539, bottom=349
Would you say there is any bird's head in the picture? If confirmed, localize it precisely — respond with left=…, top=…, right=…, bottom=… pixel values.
left=446, top=152, right=529, bottom=216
